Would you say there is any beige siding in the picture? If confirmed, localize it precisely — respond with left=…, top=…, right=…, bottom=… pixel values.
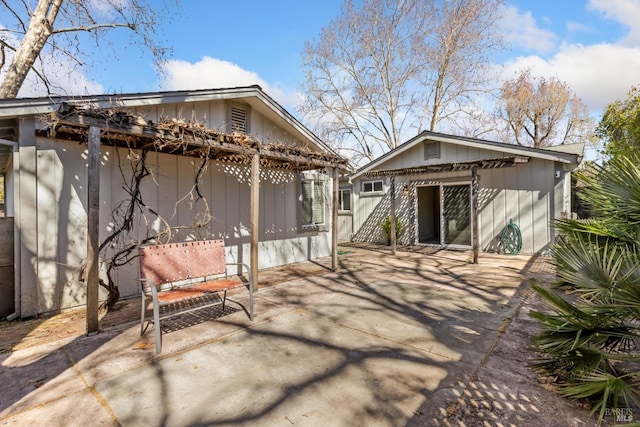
left=130, top=100, right=304, bottom=146
left=476, top=159, right=556, bottom=254
left=379, top=142, right=510, bottom=170
left=18, top=111, right=334, bottom=314
left=353, top=155, right=567, bottom=254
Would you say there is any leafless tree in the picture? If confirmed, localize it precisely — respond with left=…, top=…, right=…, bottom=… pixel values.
left=0, top=0, right=176, bottom=99
left=299, top=0, right=503, bottom=164
left=497, top=68, right=595, bottom=148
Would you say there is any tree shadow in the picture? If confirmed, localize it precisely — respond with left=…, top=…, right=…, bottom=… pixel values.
left=93, top=247, right=541, bottom=426
left=1, top=247, right=571, bottom=426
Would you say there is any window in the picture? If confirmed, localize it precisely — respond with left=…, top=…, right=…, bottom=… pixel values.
left=339, top=188, right=352, bottom=211
left=424, top=141, right=440, bottom=159
left=301, top=180, right=325, bottom=227
left=228, top=104, right=249, bottom=133
left=362, top=180, right=383, bottom=193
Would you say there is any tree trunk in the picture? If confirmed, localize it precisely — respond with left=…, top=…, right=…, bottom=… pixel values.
left=0, top=0, right=62, bottom=99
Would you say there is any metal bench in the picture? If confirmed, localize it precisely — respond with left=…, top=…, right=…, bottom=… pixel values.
left=138, top=239, right=254, bottom=353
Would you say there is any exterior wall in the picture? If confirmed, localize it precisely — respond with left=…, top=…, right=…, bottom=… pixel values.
left=14, top=104, right=334, bottom=316
left=378, top=141, right=509, bottom=170
left=351, top=178, right=388, bottom=243
left=130, top=100, right=304, bottom=147
left=351, top=158, right=570, bottom=255
left=476, top=158, right=558, bottom=254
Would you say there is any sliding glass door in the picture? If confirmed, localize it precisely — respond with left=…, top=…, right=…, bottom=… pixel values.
left=442, top=184, right=471, bottom=246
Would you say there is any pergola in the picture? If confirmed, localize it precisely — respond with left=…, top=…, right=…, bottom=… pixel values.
left=362, top=156, right=531, bottom=262
left=42, top=104, right=350, bottom=333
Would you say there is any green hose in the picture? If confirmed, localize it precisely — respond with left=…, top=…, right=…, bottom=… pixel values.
left=499, top=219, right=522, bottom=255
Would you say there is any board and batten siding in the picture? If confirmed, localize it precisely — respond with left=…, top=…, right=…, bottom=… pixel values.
left=379, top=140, right=512, bottom=171
left=130, top=101, right=307, bottom=148
left=476, top=158, right=565, bottom=254
left=15, top=109, right=333, bottom=315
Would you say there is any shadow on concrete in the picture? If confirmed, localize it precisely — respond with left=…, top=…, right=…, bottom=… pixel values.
left=0, top=246, right=598, bottom=426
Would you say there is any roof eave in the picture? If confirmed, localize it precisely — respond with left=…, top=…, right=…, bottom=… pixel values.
left=351, top=131, right=582, bottom=179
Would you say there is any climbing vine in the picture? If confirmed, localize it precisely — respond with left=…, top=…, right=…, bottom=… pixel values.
left=80, top=143, right=214, bottom=311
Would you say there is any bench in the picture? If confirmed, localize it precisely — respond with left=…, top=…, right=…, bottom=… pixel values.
left=138, top=239, right=254, bottom=353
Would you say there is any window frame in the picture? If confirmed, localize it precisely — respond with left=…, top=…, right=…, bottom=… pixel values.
left=361, top=180, right=384, bottom=194
left=338, top=187, right=352, bottom=212
left=300, top=179, right=327, bottom=230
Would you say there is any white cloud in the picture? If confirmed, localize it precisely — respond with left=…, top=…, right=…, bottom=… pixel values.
left=159, top=56, right=301, bottom=110
left=501, top=43, right=640, bottom=112
left=588, top=0, right=640, bottom=46
left=566, top=21, right=593, bottom=34
left=499, top=4, right=557, bottom=53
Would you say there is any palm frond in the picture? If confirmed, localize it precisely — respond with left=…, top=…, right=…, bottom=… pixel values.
left=559, top=370, right=640, bottom=423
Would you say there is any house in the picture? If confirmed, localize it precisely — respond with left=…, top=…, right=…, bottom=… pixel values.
left=341, top=131, right=583, bottom=254
left=0, top=86, right=347, bottom=318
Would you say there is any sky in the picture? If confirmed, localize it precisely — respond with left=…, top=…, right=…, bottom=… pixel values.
left=6, top=0, right=640, bottom=124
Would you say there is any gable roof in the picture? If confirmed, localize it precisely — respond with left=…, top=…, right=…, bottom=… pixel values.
left=352, top=130, right=584, bottom=179
left=0, top=85, right=335, bottom=154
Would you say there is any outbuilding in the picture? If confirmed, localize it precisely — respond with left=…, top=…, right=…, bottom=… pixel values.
left=341, top=131, right=583, bottom=255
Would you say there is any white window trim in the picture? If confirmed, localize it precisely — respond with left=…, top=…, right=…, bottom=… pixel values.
left=361, top=179, right=384, bottom=194
left=338, top=187, right=352, bottom=212
left=300, top=174, right=329, bottom=232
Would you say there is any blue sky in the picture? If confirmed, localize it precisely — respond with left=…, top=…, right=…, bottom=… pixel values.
left=7, top=0, right=640, bottom=119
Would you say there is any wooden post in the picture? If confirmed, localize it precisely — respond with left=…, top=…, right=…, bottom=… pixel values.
left=332, top=167, right=339, bottom=271
left=250, top=153, right=260, bottom=291
left=390, top=176, right=396, bottom=255
left=472, top=166, right=479, bottom=264
left=86, top=126, right=100, bottom=334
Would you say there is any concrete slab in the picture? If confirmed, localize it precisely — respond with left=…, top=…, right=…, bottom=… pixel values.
left=0, top=247, right=601, bottom=427
left=96, top=310, right=452, bottom=426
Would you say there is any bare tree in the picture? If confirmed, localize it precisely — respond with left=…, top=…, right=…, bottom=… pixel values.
left=0, top=0, right=176, bottom=99
left=299, top=0, right=503, bottom=164
left=497, top=68, right=595, bottom=148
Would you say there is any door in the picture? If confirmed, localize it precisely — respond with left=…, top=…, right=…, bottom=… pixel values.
left=417, top=186, right=440, bottom=244
left=417, top=183, right=472, bottom=247
left=442, top=184, right=471, bottom=246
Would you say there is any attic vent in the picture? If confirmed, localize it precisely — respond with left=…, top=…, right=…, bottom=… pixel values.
left=424, top=141, right=440, bottom=159
left=230, top=105, right=248, bottom=133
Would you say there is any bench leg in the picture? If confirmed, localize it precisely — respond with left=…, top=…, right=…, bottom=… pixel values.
left=153, top=298, right=162, bottom=354
left=222, top=290, right=227, bottom=312
left=140, top=293, right=146, bottom=336
left=249, top=290, right=254, bottom=321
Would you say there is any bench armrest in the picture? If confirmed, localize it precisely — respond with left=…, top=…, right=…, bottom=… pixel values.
left=225, top=262, right=253, bottom=290
left=140, top=277, right=160, bottom=299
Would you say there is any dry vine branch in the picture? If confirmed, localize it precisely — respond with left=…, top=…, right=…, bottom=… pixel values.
left=79, top=142, right=214, bottom=311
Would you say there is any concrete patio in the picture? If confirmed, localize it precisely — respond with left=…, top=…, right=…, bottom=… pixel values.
left=0, top=246, right=598, bottom=426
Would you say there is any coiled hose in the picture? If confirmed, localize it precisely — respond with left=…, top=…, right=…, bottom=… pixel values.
left=499, top=219, right=522, bottom=255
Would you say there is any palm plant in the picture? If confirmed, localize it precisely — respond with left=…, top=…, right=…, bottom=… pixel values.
left=530, top=153, right=640, bottom=423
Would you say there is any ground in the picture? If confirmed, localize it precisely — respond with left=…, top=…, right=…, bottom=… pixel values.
left=0, top=245, right=630, bottom=426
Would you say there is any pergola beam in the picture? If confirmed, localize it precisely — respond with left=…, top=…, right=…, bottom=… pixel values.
left=362, top=157, right=529, bottom=177
left=50, top=114, right=349, bottom=172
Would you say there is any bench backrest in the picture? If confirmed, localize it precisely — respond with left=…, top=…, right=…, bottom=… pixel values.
left=139, top=240, right=227, bottom=286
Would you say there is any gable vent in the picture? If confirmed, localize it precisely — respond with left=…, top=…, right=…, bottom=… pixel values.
left=424, top=141, right=440, bottom=159
left=230, top=105, right=247, bottom=133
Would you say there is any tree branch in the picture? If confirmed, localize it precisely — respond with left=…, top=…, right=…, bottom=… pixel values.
left=52, top=22, right=135, bottom=35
